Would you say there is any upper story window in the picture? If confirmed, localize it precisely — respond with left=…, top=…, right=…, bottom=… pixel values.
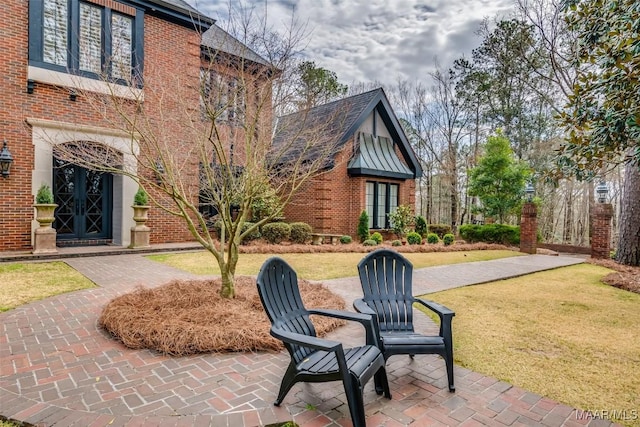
left=200, top=69, right=246, bottom=125
left=29, top=0, right=143, bottom=85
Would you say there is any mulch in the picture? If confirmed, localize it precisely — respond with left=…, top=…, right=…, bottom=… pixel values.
left=586, top=258, right=640, bottom=294
left=99, top=276, right=346, bottom=356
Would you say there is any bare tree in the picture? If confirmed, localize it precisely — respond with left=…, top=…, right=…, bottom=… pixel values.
left=51, top=7, right=345, bottom=298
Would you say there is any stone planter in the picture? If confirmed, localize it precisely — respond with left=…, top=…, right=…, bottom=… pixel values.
left=129, top=205, right=151, bottom=248
left=33, top=203, right=58, bottom=254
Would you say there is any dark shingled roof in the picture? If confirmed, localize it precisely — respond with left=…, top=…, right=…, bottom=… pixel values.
left=201, top=25, right=270, bottom=66
left=273, top=88, right=422, bottom=178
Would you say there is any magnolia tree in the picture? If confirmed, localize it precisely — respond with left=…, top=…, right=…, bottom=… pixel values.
left=51, top=9, right=347, bottom=297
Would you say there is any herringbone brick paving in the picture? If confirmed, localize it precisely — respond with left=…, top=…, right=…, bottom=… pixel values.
left=0, top=251, right=620, bottom=426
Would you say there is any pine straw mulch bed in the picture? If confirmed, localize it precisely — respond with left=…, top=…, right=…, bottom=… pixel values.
left=586, top=258, right=640, bottom=294
left=99, top=276, right=346, bottom=356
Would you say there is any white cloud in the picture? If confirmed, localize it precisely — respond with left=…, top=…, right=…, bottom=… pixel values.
left=187, top=0, right=514, bottom=87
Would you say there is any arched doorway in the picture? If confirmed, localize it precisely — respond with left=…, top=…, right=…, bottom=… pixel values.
left=53, top=155, right=114, bottom=246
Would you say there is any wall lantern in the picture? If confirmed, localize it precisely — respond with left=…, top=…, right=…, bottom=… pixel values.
left=525, top=181, right=535, bottom=202
left=26, top=79, right=35, bottom=94
left=596, top=180, right=608, bottom=203
left=155, top=159, right=165, bottom=185
left=0, top=140, right=14, bottom=178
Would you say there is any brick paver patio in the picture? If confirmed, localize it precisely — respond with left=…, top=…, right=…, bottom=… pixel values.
left=0, top=252, right=620, bottom=426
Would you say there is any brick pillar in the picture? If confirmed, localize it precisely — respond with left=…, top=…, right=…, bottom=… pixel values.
left=591, top=203, right=613, bottom=259
left=520, top=202, right=537, bottom=254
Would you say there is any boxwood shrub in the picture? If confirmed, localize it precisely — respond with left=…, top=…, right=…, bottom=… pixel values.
left=363, top=239, right=377, bottom=246
left=262, top=222, right=292, bottom=244
left=340, top=235, right=353, bottom=244
left=406, top=231, right=422, bottom=245
left=443, top=233, right=455, bottom=246
left=289, top=222, right=312, bottom=244
left=426, top=233, right=440, bottom=244
left=458, top=224, right=520, bottom=245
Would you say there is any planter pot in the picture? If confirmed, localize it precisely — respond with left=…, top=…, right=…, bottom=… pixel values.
left=33, top=204, right=58, bottom=254
left=130, top=205, right=151, bottom=248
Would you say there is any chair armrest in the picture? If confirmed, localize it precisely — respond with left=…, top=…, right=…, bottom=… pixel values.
left=308, top=308, right=379, bottom=347
left=352, top=298, right=376, bottom=316
left=414, top=298, right=455, bottom=318
left=271, top=326, right=342, bottom=353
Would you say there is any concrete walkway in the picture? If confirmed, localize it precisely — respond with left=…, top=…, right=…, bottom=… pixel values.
left=1, top=250, right=617, bottom=426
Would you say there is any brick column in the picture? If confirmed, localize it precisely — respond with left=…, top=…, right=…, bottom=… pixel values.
left=520, top=202, right=537, bottom=254
left=591, top=203, right=613, bottom=259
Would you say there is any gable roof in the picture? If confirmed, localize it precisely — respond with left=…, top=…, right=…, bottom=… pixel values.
left=273, top=88, right=422, bottom=178
left=201, top=25, right=270, bottom=67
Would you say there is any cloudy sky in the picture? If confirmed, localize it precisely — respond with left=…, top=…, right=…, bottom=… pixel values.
left=186, top=0, right=515, bottom=87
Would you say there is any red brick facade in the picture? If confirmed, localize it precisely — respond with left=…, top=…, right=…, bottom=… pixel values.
left=519, top=202, right=537, bottom=254
left=284, top=136, right=417, bottom=238
left=591, top=203, right=613, bottom=259
left=0, top=0, right=204, bottom=251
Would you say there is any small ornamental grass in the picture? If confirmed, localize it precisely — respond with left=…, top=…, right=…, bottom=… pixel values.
left=99, top=277, right=345, bottom=356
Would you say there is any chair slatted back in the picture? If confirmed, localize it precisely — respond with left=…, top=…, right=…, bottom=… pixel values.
left=257, top=257, right=317, bottom=363
left=358, top=250, right=415, bottom=332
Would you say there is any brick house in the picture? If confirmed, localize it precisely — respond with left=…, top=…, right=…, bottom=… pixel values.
left=276, top=88, right=423, bottom=238
left=0, top=0, right=272, bottom=252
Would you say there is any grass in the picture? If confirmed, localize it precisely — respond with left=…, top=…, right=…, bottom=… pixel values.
left=421, top=263, right=640, bottom=427
left=0, top=262, right=96, bottom=312
left=147, top=249, right=521, bottom=280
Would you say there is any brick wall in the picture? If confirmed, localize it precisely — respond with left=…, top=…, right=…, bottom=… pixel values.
left=0, top=1, right=203, bottom=250
left=591, top=203, right=613, bottom=259
left=283, top=141, right=417, bottom=238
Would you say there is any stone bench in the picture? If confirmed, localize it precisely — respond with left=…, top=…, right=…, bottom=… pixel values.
left=311, top=233, right=343, bottom=245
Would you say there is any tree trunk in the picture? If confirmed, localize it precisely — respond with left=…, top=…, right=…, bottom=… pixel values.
left=616, top=161, right=640, bottom=266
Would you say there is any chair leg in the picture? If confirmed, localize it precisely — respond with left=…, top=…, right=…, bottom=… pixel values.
left=445, top=348, right=455, bottom=392
left=377, top=366, right=392, bottom=399
left=274, top=363, right=298, bottom=406
left=342, top=373, right=366, bottom=427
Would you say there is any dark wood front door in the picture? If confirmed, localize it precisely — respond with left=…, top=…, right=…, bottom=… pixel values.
left=53, top=159, right=113, bottom=244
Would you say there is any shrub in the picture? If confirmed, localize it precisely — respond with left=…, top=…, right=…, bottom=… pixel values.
left=340, top=235, right=352, bottom=244
left=250, top=186, right=282, bottom=222
left=363, top=239, right=377, bottom=246
left=458, top=224, right=520, bottom=245
left=357, top=211, right=369, bottom=242
left=391, top=240, right=402, bottom=246
left=35, top=184, right=54, bottom=204
left=406, top=231, right=422, bottom=245
left=262, top=222, right=292, bottom=244
left=427, top=233, right=440, bottom=244
left=414, top=215, right=428, bottom=237
left=443, top=233, right=455, bottom=246
left=133, top=187, right=148, bottom=206
left=370, top=232, right=383, bottom=244
left=428, top=224, right=452, bottom=238
left=289, top=222, right=312, bottom=244
left=240, top=222, right=261, bottom=244
left=388, top=204, right=414, bottom=238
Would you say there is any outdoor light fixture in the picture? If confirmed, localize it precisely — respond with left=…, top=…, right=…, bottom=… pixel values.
left=26, top=79, right=35, bottom=94
left=596, top=179, right=608, bottom=203
left=155, top=159, right=165, bottom=185
left=0, top=140, right=14, bottom=178
left=525, top=181, right=535, bottom=202
left=69, top=89, right=77, bottom=102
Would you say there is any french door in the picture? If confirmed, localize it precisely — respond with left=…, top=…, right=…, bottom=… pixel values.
left=53, top=159, right=113, bottom=243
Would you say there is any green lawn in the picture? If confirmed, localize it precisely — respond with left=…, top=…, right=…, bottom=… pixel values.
left=421, top=264, right=640, bottom=427
left=0, top=262, right=96, bottom=312
left=147, top=249, right=522, bottom=280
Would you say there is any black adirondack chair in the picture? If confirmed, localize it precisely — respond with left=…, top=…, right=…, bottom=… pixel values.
left=256, top=256, right=391, bottom=427
left=354, top=249, right=456, bottom=392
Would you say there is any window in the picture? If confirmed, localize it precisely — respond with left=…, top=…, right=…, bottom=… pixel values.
left=29, top=0, right=143, bottom=84
left=200, top=69, right=246, bottom=124
left=366, top=181, right=399, bottom=229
